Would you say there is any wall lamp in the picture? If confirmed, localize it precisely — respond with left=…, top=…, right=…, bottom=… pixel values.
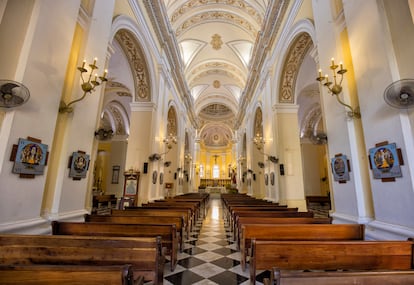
left=316, top=58, right=360, bottom=119
left=59, top=58, right=108, bottom=113
left=253, top=133, right=279, bottom=164
left=148, top=133, right=177, bottom=162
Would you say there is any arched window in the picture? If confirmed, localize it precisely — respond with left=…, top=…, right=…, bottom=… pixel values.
left=199, top=164, right=204, bottom=178
left=213, top=165, right=220, bottom=178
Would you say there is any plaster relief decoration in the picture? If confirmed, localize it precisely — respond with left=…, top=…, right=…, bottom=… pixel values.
left=213, top=80, right=221, bottom=88
left=211, top=34, right=223, bottom=50
left=175, top=11, right=257, bottom=38
left=369, top=141, right=403, bottom=182
left=115, top=30, right=150, bottom=101
left=170, top=0, right=263, bottom=25
left=279, top=33, right=312, bottom=103
left=10, top=137, right=49, bottom=178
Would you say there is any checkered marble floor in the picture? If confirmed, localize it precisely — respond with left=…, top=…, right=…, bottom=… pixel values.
left=162, top=197, right=269, bottom=285
left=161, top=197, right=330, bottom=285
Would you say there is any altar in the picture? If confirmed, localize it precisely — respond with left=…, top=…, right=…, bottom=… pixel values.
left=206, top=186, right=226, bottom=194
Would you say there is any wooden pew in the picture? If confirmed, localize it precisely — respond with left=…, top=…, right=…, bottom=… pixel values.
left=51, top=221, right=179, bottom=271
left=0, top=234, right=164, bottom=285
left=84, top=214, right=185, bottom=251
left=249, top=239, right=414, bottom=285
left=114, top=208, right=192, bottom=238
left=140, top=202, right=199, bottom=226
left=232, top=211, right=315, bottom=241
left=235, top=217, right=332, bottom=247
left=240, top=224, right=365, bottom=271
left=306, top=195, right=331, bottom=209
left=0, top=264, right=143, bottom=285
left=264, top=267, right=414, bottom=285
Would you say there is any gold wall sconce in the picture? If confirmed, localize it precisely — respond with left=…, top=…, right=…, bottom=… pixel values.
left=59, top=58, right=108, bottom=113
left=316, top=58, right=360, bottom=119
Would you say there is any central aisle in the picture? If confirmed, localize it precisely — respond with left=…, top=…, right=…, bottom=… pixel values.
left=163, top=196, right=267, bottom=285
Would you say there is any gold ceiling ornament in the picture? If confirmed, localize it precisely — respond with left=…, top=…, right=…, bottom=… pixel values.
left=213, top=80, right=221, bottom=88
left=211, top=34, right=223, bottom=50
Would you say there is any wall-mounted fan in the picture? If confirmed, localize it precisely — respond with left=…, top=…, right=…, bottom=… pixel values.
left=0, top=80, right=30, bottom=108
left=94, top=128, right=113, bottom=141
left=310, top=132, right=327, bottom=145
left=384, top=79, right=414, bottom=109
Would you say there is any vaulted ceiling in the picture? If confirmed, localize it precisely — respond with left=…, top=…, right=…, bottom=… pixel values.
left=145, top=0, right=290, bottom=148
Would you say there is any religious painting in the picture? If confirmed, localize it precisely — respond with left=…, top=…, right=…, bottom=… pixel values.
left=111, top=165, right=120, bottom=184
left=369, top=142, right=402, bottom=179
left=12, top=137, right=48, bottom=176
left=159, top=172, right=164, bottom=185
left=152, top=170, right=157, bottom=184
left=69, top=151, right=90, bottom=179
left=331, top=155, right=350, bottom=182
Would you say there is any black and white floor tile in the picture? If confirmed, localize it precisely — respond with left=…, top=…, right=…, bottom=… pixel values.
left=162, top=197, right=265, bottom=285
left=161, top=197, right=330, bottom=285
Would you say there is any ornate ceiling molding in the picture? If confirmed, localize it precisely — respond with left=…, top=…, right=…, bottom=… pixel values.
left=170, top=0, right=264, bottom=26
left=143, top=0, right=199, bottom=128
left=279, top=32, right=312, bottom=103
left=175, top=11, right=257, bottom=39
left=235, top=0, right=290, bottom=128
left=115, top=29, right=151, bottom=101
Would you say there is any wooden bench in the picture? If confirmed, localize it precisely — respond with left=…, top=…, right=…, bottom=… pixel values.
left=84, top=214, right=186, bottom=251
left=0, top=264, right=143, bottom=285
left=115, top=208, right=192, bottom=238
left=235, top=217, right=332, bottom=247
left=306, top=195, right=331, bottom=209
left=232, top=211, right=315, bottom=241
left=264, top=267, right=414, bottom=285
left=250, top=239, right=414, bottom=285
left=140, top=202, right=199, bottom=226
left=52, top=221, right=179, bottom=271
left=0, top=234, right=164, bottom=285
left=240, top=224, right=365, bottom=271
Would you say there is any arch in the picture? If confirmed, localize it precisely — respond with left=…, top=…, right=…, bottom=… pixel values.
left=110, top=15, right=158, bottom=103
left=253, top=106, right=263, bottom=137
left=271, top=18, right=316, bottom=106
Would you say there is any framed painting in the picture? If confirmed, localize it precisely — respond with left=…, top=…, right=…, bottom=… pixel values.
left=112, top=165, right=120, bottom=184
left=12, top=137, right=48, bottom=176
left=152, top=170, right=158, bottom=184
left=331, top=155, right=350, bottom=182
left=69, top=151, right=90, bottom=179
left=369, top=142, right=403, bottom=180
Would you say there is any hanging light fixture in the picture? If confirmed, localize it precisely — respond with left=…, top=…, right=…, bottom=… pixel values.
left=316, top=58, right=360, bottom=119
left=253, top=133, right=278, bottom=164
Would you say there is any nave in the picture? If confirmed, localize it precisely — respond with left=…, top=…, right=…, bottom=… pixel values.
left=163, top=196, right=258, bottom=285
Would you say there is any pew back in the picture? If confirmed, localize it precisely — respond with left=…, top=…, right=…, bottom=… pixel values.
left=250, top=239, right=414, bottom=285
left=0, top=234, right=164, bottom=285
left=0, top=264, right=142, bottom=285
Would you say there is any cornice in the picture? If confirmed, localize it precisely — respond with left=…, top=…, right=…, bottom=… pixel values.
left=235, top=0, right=291, bottom=129
left=143, top=0, right=199, bottom=129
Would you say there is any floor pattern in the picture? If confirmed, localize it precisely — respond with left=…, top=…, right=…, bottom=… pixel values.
left=163, top=197, right=267, bottom=285
left=162, top=197, right=330, bottom=285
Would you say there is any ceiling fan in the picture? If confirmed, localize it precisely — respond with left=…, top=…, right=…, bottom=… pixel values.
left=0, top=80, right=30, bottom=108
left=310, top=132, right=328, bottom=145
left=384, top=79, right=414, bottom=109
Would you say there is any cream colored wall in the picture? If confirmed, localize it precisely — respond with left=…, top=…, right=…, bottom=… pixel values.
left=0, top=1, right=83, bottom=232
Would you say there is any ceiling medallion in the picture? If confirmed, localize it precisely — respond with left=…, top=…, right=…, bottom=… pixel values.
left=213, top=80, right=221, bottom=88
left=210, top=34, right=223, bottom=50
